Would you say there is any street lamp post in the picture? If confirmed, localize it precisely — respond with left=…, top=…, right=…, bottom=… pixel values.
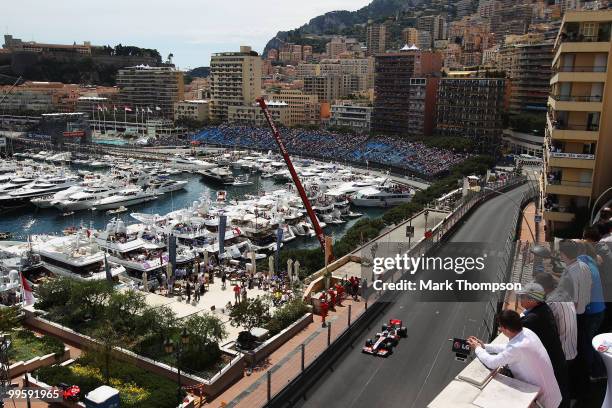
left=0, top=334, right=12, bottom=408
left=165, top=328, right=190, bottom=406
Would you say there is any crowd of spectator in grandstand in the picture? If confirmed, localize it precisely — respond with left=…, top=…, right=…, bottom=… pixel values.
left=469, top=207, right=612, bottom=408
left=154, top=125, right=469, bottom=177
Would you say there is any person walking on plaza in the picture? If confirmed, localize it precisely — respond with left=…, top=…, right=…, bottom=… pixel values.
left=233, top=283, right=241, bottom=305
left=468, top=310, right=562, bottom=408
left=185, top=280, right=192, bottom=303
left=221, top=272, right=227, bottom=290
left=517, top=283, right=570, bottom=407
left=241, top=284, right=248, bottom=303
left=194, top=280, right=200, bottom=303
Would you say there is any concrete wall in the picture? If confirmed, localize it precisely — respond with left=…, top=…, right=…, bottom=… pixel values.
left=246, top=313, right=313, bottom=364
left=9, top=347, right=70, bottom=378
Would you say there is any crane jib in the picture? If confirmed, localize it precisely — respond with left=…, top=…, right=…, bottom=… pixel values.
left=256, top=98, right=329, bottom=256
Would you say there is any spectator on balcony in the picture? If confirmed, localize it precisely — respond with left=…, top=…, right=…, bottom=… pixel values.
left=468, top=310, right=562, bottom=408
left=518, top=283, right=570, bottom=407
left=558, top=239, right=592, bottom=314
left=534, top=273, right=577, bottom=362
left=575, top=240, right=607, bottom=383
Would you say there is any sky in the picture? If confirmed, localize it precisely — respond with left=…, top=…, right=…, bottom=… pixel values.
left=2, top=0, right=372, bottom=70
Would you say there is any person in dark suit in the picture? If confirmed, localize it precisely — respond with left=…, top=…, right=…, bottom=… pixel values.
left=519, top=283, right=570, bottom=408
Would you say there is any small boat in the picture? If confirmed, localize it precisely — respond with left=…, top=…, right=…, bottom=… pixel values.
left=346, top=211, right=363, bottom=218
left=62, top=211, right=75, bottom=217
left=0, top=232, right=11, bottom=240
left=107, top=206, right=128, bottom=215
left=63, top=226, right=78, bottom=235
left=231, top=175, right=253, bottom=187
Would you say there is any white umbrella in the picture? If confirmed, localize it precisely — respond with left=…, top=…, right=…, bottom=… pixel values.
left=287, top=259, right=294, bottom=283
left=293, top=260, right=300, bottom=283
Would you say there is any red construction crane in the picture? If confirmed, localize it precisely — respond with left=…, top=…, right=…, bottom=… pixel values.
left=256, top=98, right=329, bottom=257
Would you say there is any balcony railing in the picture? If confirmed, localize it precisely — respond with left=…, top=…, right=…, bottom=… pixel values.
left=555, top=65, right=608, bottom=73
left=551, top=94, right=603, bottom=102
left=559, top=33, right=611, bottom=43
left=547, top=179, right=592, bottom=187
left=549, top=118, right=599, bottom=131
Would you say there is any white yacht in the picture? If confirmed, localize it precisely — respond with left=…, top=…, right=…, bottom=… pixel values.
left=92, top=187, right=157, bottom=211
left=147, top=179, right=188, bottom=194
left=170, top=156, right=216, bottom=172
left=34, top=233, right=125, bottom=281
left=350, top=186, right=413, bottom=207
left=198, top=167, right=234, bottom=184
left=0, top=177, right=36, bottom=195
left=55, top=185, right=122, bottom=211
left=0, top=176, right=79, bottom=209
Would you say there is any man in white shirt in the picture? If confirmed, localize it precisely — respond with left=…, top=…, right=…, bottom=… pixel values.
left=468, top=310, right=562, bottom=408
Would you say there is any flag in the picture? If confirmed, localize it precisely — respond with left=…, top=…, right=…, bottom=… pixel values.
left=113, top=105, right=118, bottom=112
left=104, top=252, right=112, bottom=282
left=103, top=106, right=108, bottom=112
left=155, top=106, right=161, bottom=111
left=97, top=105, right=102, bottom=111
left=20, top=272, right=35, bottom=306
left=124, top=106, right=132, bottom=112
left=147, top=107, right=152, bottom=114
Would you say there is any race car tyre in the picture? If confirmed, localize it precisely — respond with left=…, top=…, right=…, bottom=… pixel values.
left=399, top=327, right=408, bottom=337
left=366, top=339, right=373, bottom=346
left=381, top=324, right=388, bottom=332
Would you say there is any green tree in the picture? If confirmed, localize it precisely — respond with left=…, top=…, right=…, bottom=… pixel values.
left=91, top=320, right=120, bottom=385
left=0, top=306, right=21, bottom=333
left=229, top=297, right=271, bottom=332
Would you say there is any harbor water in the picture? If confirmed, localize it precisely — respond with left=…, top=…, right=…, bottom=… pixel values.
left=0, top=169, right=385, bottom=249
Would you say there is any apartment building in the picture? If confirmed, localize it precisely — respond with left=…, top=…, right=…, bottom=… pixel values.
left=303, top=75, right=343, bottom=102
left=502, top=40, right=554, bottom=114
left=268, top=90, right=320, bottom=126
left=174, top=100, right=209, bottom=122
left=436, top=76, right=506, bottom=152
left=367, top=21, right=387, bottom=56
left=116, top=65, right=184, bottom=118
left=209, top=46, right=262, bottom=121
left=227, top=101, right=289, bottom=127
left=543, top=10, right=612, bottom=234
left=329, top=101, right=372, bottom=133
left=371, top=49, right=442, bottom=136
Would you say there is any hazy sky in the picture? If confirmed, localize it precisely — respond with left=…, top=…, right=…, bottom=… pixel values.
left=2, top=0, right=372, bottom=69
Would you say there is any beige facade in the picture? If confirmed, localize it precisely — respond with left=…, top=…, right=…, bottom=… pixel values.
left=116, top=66, right=184, bottom=118
left=543, top=10, right=612, bottom=233
left=227, top=101, right=289, bottom=127
left=268, top=90, right=320, bottom=126
left=210, top=46, right=262, bottom=121
left=366, top=22, right=387, bottom=55
left=174, top=100, right=209, bottom=122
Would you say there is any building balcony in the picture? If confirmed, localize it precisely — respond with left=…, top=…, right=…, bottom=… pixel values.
left=546, top=115, right=600, bottom=142
left=548, top=95, right=602, bottom=112
left=553, top=41, right=611, bottom=65
left=545, top=179, right=593, bottom=197
left=546, top=149, right=596, bottom=169
left=543, top=209, right=575, bottom=222
left=550, top=71, right=608, bottom=84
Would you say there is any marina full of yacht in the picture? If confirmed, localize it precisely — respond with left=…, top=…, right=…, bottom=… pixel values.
left=0, top=148, right=415, bottom=290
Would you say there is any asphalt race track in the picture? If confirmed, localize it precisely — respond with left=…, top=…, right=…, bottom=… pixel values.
left=297, top=183, right=532, bottom=408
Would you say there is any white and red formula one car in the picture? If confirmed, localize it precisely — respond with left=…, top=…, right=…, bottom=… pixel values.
left=362, top=319, right=408, bottom=357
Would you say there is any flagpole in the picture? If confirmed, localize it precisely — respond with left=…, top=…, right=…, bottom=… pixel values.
left=113, top=106, right=117, bottom=132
